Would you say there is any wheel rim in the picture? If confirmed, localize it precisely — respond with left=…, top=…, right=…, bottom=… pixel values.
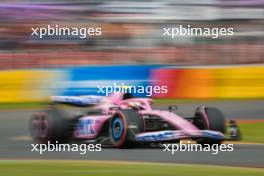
left=111, top=116, right=124, bottom=141
left=31, top=113, right=49, bottom=139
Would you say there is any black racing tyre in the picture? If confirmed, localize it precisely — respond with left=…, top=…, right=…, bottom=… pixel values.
left=205, top=107, right=226, bottom=134
left=30, top=106, right=73, bottom=144
left=122, top=93, right=134, bottom=100
left=109, top=109, right=144, bottom=148
left=197, top=107, right=226, bottom=145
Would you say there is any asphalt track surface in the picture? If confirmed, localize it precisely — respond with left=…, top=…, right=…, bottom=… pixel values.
left=0, top=100, right=263, bottom=167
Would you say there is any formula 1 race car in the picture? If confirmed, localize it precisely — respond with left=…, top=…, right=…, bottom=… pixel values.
left=30, top=93, right=240, bottom=148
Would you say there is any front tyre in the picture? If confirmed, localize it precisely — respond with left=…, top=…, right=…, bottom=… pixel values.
left=205, top=107, right=226, bottom=134
left=196, top=107, right=226, bottom=145
left=109, top=109, right=144, bottom=148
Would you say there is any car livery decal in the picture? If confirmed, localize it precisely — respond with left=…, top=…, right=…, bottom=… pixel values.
left=136, top=130, right=187, bottom=142
left=75, top=118, right=97, bottom=138
left=135, top=130, right=225, bottom=142
left=201, top=130, right=225, bottom=140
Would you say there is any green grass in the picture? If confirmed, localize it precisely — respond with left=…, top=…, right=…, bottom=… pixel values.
left=238, top=122, right=264, bottom=143
left=0, top=160, right=263, bottom=176
left=0, top=98, right=262, bottom=109
left=154, top=99, right=199, bottom=104
left=0, top=102, right=45, bottom=110
left=0, top=99, right=252, bottom=110
left=154, top=98, right=264, bottom=105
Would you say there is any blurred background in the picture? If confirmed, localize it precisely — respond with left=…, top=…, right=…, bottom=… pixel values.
left=0, top=0, right=263, bottom=69
left=0, top=0, right=263, bottom=101
left=0, top=1, right=264, bottom=173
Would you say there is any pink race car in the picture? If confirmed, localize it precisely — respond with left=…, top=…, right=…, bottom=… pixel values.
left=30, top=93, right=238, bottom=148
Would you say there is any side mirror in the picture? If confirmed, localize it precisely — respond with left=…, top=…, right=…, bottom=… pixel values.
left=168, top=106, right=178, bottom=112
left=109, top=106, right=121, bottom=111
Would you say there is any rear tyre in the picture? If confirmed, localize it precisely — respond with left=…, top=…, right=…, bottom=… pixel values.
left=30, top=106, right=73, bottom=144
left=109, top=109, right=144, bottom=148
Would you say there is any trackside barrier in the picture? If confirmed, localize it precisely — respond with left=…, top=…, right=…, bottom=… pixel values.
left=0, top=65, right=161, bottom=102
left=0, top=70, right=66, bottom=103
left=59, top=65, right=161, bottom=97
left=0, top=65, right=263, bottom=102
left=152, top=65, right=264, bottom=98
